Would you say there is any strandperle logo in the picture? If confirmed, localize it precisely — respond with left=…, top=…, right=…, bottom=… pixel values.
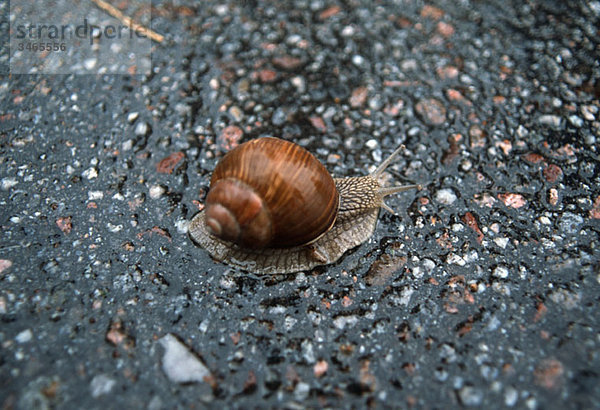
left=14, top=18, right=149, bottom=45
left=9, top=0, right=153, bottom=75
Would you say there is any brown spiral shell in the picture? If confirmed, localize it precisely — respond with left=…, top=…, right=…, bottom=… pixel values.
left=203, top=137, right=339, bottom=249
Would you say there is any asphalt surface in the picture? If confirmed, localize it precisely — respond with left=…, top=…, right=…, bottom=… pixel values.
left=1, top=0, right=600, bottom=408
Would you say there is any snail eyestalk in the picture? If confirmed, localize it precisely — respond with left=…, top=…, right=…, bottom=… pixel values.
left=371, top=144, right=406, bottom=178
left=378, top=184, right=421, bottom=197
left=373, top=144, right=420, bottom=215
left=379, top=184, right=421, bottom=216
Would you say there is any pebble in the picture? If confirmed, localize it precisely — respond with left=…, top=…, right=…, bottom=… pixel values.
left=127, top=112, right=139, bottom=123
left=135, top=121, right=152, bottom=137
left=458, top=386, right=484, bottom=406
left=558, top=212, right=584, bottom=235
left=159, top=334, right=211, bottom=384
left=504, top=386, right=519, bottom=407
left=415, top=98, right=447, bottom=126
left=493, top=266, right=509, bottom=279
left=1, top=177, right=18, bottom=190
left=219, top=125, right=244, bottom=150
left=0, top=259, right=12, bottom=274
left=174, top=103, right=191, bottom=116
left=580, top=105, right=597, bottom=121
left=435, top=188, right=457, bottom=205
left=90, top=374, right=116, bottom=398
left=15, top=329, right=33, bottom=343
left=272, top=107, right=289, bottom=126
left=291, top=76, right=306, bottom=93
left=447, top=254, right=466, bottom=266
left=122, top=139, right=134, bottom=151
left=350, top=86, right=368, bottom=107
left=333, top=315, right=358, bottom=330
left=294, top=382, right=311, bottom=401
left=538, top=115, right=562, bottom=128
left=352, top=55, right=365, bottom=67
left=366, top=139, right=378, bottom=149
left=568, top=115, right=583, bottom=127
left=494, top=237, right=509, bottom=249
left=229, top=106, right=243, bottom=122
left=149, top=185, right=166, bottom=199
left=82, top=167, right=98, bottom=180
left=83, top=58, right=97, bottom=70
left=88, top=191, right=104, bottom=201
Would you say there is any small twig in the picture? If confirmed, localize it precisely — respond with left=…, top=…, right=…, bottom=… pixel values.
left=90, top=0, right=164, bottom=43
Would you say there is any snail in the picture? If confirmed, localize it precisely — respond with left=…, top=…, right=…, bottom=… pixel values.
left=188, top=137, right=419, bottom=274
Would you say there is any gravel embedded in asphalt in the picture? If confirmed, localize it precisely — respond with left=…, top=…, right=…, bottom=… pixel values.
left=1, top=0, right=599, bottom=408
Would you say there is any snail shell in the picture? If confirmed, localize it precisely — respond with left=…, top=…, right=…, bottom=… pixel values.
left=203, top=137, right=338, bottom=249
left=189, top=137, right=418, bottom=274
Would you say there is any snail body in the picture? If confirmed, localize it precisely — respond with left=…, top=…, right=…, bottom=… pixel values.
left=188, top=137, right=418, bottom=274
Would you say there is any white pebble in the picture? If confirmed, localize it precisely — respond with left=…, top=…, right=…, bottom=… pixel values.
left=291, top=76, right=306, bottom=93
left=83, top=58, right=97, bottom=70
left=149, top=185, right=165, bottom=199
left=435, top=188, right=457, bottom=205
left=352, top=55, right=365, bottom=66
left=127, top=112, right=139, bottom=123
left=159, top=334, right=211, bottom=384
left=422, top=258, right=436, bottom=273
left=107, top=223, right=123, bottom=233
left=15, top=329, right=33, bottom=343
left=341, top=25, right=356, bottom=37
left=175, top=218, right=188, bottom=234
left=134, top=122, right=150, bottom=137
left=538, top=114, right=562, bottom=128
left=82, top=167, right=98, bottom=180
left=494, top=237, right=509, bottom=249
left=1, top=177, right=18, bottom=190
left=88, top=191, right=104, bottom=200
left=294, top=382, right=311, bottom=401
left=447, top=253, right=466, bottom=266
left=568, top=115, right=583, bottom=127
left=452, top=223, right=464, bottom=232
left=493, top=266, right=509, bottom=279
left=366, top=139, right=378, bottom=149
left=90, top=374, right=116, bottom=398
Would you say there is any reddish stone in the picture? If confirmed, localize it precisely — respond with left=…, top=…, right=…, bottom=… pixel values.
left=436, top=21, right=455, bottom=37
left=350, top=86, right=368, bottom=108
left=243, top=371, right=257, bottom=393
left=462, top=212, right=483, bottom=243
left=533, top=302, right=547, bottom=323
left=365, top=254, right=407, bottom=286
left=156, top=151, right=185, bottom=174
left=309, top=116, right=327, bottom=132
left=534, top=359, right=564, bottom=390
left=590, top=196, right=600, bottom=219
left=257, top=69, right=277, bottom=83
left=469, top=125, right=487, bottom=148
left=314, top=360, right=328, bottom=378
left=497, top=193, right=527, bottom=208
left=543, top=164, right=563, bottom=183
left=272, top=56, right=304, bottom=70
left=437, top=65, right=459, bottom=79
left=56, top=216, right=73, bottom=234
left=415, top=98, right=446, bottom=126
left=421, top=5, right=444, bottom=19
left=522, top=152, right=545, bottom=164
left=219, top=125, right=244, bottom=150
left=319, top=5, right=341, bottom=20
